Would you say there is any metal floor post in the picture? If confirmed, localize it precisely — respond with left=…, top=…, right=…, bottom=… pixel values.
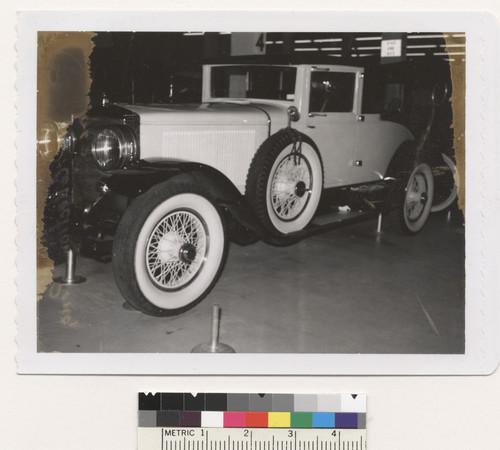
left=54, top=248, right=86, bottom=284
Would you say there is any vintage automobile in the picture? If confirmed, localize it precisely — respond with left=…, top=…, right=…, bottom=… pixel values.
left=44, top=63, right=447, bottom=316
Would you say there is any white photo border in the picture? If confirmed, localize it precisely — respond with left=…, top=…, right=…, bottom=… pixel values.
left=17, top=10, right=500, bottom=375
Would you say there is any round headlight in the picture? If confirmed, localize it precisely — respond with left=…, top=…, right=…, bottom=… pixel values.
left=92, top=129, right=120, bottom=169
left=91, top=126, right=138, bottom=170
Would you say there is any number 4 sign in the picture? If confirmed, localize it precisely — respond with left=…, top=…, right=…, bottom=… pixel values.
left=231, top=32, right=266, bottom=56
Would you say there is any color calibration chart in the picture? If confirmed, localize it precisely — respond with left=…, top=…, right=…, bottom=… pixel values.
left=138, top=393, right=366, bottom=450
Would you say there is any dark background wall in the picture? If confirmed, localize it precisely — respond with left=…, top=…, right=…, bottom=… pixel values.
left=89, top=32, right=461, bottom=106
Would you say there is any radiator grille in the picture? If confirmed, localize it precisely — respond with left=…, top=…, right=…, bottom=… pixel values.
left=162, top=129, right=258, bottom=192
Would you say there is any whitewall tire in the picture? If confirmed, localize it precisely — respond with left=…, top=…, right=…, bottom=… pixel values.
left=112, top=180, right=227, bottom=316
left=398, top=163, right=434, bottom=234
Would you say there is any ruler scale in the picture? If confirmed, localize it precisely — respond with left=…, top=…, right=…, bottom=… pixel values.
left=139, top=393, right=366, bottom=450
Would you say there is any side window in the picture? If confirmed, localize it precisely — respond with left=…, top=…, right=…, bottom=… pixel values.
left=309, top=72, right=356, bottom=113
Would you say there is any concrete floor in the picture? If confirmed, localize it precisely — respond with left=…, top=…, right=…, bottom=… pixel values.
left=37, top=212, right=465, bottom=354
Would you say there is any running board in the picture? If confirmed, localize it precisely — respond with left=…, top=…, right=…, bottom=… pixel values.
left=310, top=210, right=368, bottom=227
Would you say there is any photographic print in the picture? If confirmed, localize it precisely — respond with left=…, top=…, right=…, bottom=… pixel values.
left=16, top=11, right=499, bottom=374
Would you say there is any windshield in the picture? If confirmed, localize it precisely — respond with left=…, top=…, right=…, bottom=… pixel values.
left=210, top=66, right=297, bottom=101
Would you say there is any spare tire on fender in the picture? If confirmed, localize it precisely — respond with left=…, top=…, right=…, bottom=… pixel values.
left=245, top=129, right=323, bottom=238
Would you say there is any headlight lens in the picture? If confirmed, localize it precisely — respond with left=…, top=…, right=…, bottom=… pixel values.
left=91, top=126, right=138, bottom=170
left=92, top=129, right=120, bottom=169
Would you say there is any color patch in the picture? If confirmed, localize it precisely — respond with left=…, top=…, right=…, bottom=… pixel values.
left=291, top=412, right=313, bottom=428
left=312, top=413, right=335, bottom=428
left=340, top=394, right=366, bottom=412
left=294, top=395, right=317, bottom=412
left=245, top=412, right=268, bottom=428
left=201, top=411, right=224, bottom=428
left=161, top=393, right=183, bottom=411
left=179, top=411, right=201, bottom=427
left=227, top=394, right=249, bottom=411
left=157, top=411, right=180, bottom=427
left=138, top=410, right=157, bottom=427
left=139, top=393, right=161, bottom=410
left=249, top=394, right=272, bottom=412
left=224, top=411, right=246, bottom=427
left=335, top=413, right=358, bottom=429
left=317, top=395, right=341, bottom=412
left=185, top=393, right=205, bottom=411
left=268, top=412, right=291, bottom=428
left=357, top=413, right=366, bottom=429
left=206, top=393, right=227, bottom=411
left=272, top=394, right=294, bottom=412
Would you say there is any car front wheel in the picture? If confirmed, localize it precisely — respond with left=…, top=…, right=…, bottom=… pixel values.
left=112, top=180, right=227, bottom=316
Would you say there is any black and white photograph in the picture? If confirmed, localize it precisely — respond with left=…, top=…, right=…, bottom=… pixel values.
left=14, top=11, right=498, bottom=375
left=34, top=30, right=466, bottom=355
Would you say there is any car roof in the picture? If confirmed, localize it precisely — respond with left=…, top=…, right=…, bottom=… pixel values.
left=204, top=63, right=363, bottom=70
left=202, top=54, right=362, bottom=66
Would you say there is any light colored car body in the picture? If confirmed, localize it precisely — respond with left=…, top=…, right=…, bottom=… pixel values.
left=124, top=64, right=412, bottom=194
left=53, top=63, right=425, bottom=316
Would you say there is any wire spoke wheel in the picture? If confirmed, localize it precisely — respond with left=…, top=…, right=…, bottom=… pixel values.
left=246, top=130, right=323, bottom=238
left=112, top=182, right=227, bottom=316
left=146, top=210, right=207, bottom=290
left=271, top=155, right=312, bottom=221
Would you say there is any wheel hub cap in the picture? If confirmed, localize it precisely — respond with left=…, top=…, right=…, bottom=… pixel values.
left=179, top=243, right=197, bottom=264
left=295, top=181, right=307, bottom=198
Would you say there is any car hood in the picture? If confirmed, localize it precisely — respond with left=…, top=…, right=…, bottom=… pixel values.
left=120, top=102, right=288, bottom=127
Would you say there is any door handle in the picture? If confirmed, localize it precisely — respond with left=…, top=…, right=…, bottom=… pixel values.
left=308, top=113, right=327, bottom=117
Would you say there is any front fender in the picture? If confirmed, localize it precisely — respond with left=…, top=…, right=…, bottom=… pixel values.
left=104, top=161, right=263, bottom=243
left=105, top=161, right=242, bottom=201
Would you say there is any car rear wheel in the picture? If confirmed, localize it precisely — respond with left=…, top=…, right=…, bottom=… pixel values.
left=431, top=153, right=458, bottom=213
left=393, top=163, right=434, bottom=235
left=246, top=129, right=323, bottom=237
left=112, top=180, right=227, bottom=316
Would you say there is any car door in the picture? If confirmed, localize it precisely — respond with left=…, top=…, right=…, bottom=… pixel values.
left=304, top=68, right=360, bottom=188
left=352, top=116, right=413, bottom=185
